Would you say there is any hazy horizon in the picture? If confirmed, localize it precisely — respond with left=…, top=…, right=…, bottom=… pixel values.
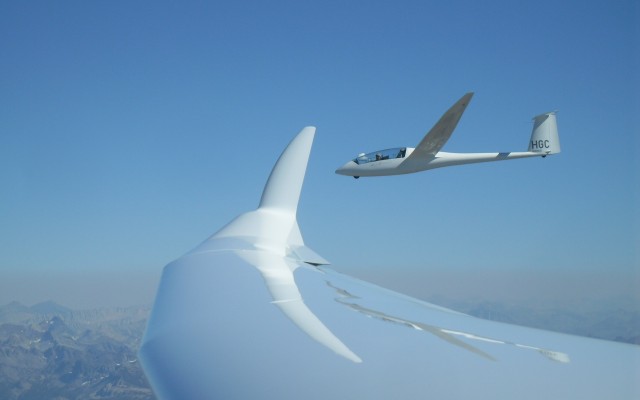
left=2, top=264, right=638, bottom=313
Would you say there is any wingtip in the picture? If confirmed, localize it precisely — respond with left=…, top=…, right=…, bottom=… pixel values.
left=453, top=92, right=474, bottom=109
left=532, top=110, right=557, bottom=119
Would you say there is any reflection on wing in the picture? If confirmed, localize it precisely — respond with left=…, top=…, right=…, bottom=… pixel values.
left=238, top=251, right=361, bottom=363
left=187, top=127, right=361, bottom=363
left=326, top=280, right=570, bottom=363
left=407, top=92, right=474, bottom=159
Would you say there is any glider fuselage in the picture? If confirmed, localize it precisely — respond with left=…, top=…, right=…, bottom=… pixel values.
left=336, top=148, right=545, bottom=177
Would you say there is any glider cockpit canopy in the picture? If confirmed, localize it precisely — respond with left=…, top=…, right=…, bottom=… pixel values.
left=354, top=147, right=407, bottom=165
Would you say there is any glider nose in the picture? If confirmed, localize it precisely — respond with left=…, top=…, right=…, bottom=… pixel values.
left=335, top=160, right=357, bottom=175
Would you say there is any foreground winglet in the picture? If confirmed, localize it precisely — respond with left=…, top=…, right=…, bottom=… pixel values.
left=408, top=92, right=474, bottom=160
left=211, top=127, right=316, bottom=249
left=259, top=126, right=316, bottom=213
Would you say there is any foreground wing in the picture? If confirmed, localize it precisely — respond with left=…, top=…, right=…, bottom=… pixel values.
left=139, top=126, right=639, bottom=400
left=140, top=254, right=638, bottom=399
left=407, top=92, right=474, bottom=160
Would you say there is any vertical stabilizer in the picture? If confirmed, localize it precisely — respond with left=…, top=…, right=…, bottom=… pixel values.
left=528, top=112, right=560, bottom=155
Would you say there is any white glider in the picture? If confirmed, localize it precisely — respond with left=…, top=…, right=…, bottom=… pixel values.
left=336, top=93, right=560, bottom=178
left=139, top=127, right=638, bottom=400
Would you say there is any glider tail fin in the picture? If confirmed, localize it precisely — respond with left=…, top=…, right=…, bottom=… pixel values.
left=528, top=112, right=560, bottom=155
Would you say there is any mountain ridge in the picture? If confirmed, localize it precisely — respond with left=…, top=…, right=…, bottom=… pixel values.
left=0, top=301, right=154, bottom=400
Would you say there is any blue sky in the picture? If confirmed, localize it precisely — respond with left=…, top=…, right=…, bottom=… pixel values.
left=1, top=0, right=638, bottom=307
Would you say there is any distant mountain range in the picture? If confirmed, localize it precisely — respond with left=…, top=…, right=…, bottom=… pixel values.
left=1, top=298, right=638, bottom=399
left=0, top=301, right=153, bottom=400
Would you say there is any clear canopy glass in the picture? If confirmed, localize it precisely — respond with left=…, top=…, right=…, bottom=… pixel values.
left=354, top=148, right=406, bottom=164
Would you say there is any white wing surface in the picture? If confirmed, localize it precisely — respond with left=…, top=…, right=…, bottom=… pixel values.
left=139, top=127, right=640, bottom=400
